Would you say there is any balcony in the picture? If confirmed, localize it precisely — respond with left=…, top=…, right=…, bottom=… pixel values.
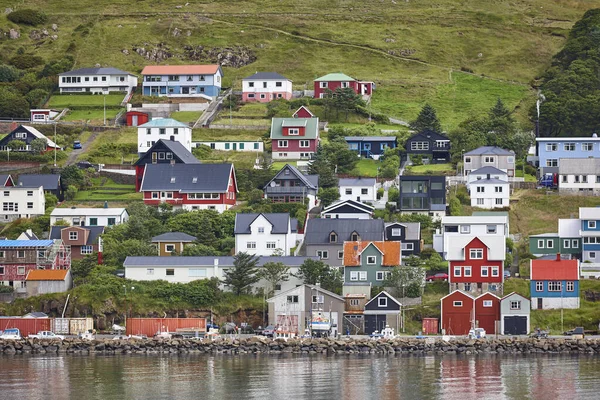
left=265, top=186, right=308, bottom=194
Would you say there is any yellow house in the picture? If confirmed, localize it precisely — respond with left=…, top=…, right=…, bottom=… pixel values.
left=151, top=232, right=197, bottom=256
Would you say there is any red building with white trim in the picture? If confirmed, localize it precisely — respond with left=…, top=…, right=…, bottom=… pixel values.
left=270, top=117, right=319, bottom=160
left=292, top=106, right=315, bottom=118
left=474, top=292, right=501, bottom=334
left=441, top=290, right=474, bottom=335
left=313, top=73, right=374, bottom=99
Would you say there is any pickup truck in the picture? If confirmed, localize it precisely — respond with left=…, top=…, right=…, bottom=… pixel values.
left=0, top=328, right=22, bottom=340
left=29, top=331, right=65, bottom=340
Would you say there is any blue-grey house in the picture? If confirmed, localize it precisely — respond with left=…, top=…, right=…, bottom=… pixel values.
left=141, top=65, right=223, bottom=99
left=534, top=135, right=600, bottom=175
left=344, top=136, right=397, bottom=159
left=530, top=257, right=579, bottom=310
left=403, top=130, right=450, bottom=164
left=398, top=175, right=446, bottom=219
left=579, top=207, right=600, bottom=264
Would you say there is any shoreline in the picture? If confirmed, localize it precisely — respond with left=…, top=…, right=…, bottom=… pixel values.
left=2, top=337, right=600, bottom=356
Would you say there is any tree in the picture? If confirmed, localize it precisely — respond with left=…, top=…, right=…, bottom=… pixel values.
left=331, top=87, right=364, bottom=120
left=410, top=103, right=442, bottom=133
left=295, top=259, right=343, bottom=294
left=61, top=165, right=85, bottom=189
left=30, top=138, right=48, bottom=154
left=318, top=187, right=340, bottom=207
left=25, top=89, right=49, bottom=108
left=45, top=193, right=58, bottom=209
left=64, top=185, right=78, bottom=201
left=182, top=244, right=219, bottom=256
left=258, top=262, right=290, bottom=297
left=308, top=144, right=338, bottom=188
left=383, top=262, right=426, bottom=298
left=323, top=140, right=359, bottom=173
left=0, top=65, right=20, bottom=82
left=222, top=252, right=260, bottom=295
left=7, top=140, right=25, bottom=151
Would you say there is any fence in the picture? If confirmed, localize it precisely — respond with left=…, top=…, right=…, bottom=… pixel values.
left=209, top=124, right=269, bottom=130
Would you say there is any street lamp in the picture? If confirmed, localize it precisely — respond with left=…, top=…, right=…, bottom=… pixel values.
left=123, top=285, right=135, bottom=322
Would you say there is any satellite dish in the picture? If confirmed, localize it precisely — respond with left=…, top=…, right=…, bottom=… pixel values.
left=270, top=181, right=276, bottom=187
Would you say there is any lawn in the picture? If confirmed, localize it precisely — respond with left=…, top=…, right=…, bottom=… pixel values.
left=62, top=108, right=124, bottom=123
left=405, top=163, right=455, bottom=175
left=271, top=161, right=296, bottom=171
left=212, top=117, right=271, bottom=127
left=192, top=128, right=267, bottom=142
left=231, top=103, right=268, bottom=117
left=515, top=169, right=537, bottom=182
left=351, top=158, right=381, bottom=177
left=47, top=94, right=124, bottom=108
left=170, top=111, right=203, bottom=123
left=77, top=127, right=138, bottom=164
left=74, top=177, right=140, bottom=201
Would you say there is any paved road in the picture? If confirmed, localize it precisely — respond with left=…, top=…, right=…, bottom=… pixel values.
left=65, top=131, right=99, bottom=166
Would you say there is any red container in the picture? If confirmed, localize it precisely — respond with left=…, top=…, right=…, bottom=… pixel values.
left=126, top=318, right=207, bottom=337
left=422, top=318, right=439, bottom=335
left=0, top=318, right=52, bottom=337
left=126, top=111, right=150, bottom=127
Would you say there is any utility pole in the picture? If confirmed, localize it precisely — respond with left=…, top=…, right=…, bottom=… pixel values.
left=103, top=95, right=106, bottom=126
left=54, top=122, right=57, bottom=167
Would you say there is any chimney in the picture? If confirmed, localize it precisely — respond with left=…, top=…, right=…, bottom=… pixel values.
left=487, top=174, right=491, bottom=180
left=104, top=201, right=108, bottom=209
left=214, top=258, right=219, bottom=267
left=556, top=253, right=561, bottom=261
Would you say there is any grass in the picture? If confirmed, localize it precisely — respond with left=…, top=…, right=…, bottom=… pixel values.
left=231, top=103, right=269, bottom=117
left=406, top=163, right=455, bottom=175
left=351, top=158, right=381, bottom=177
left=515, top=169, right=537, bottom=182
left=75, top=176, right=139, bottom=201
left=47, top=94, right=124, bottom=108
left=170, top=111, right=203, bottom=123
left=62, top=108, right=124, bottom=123
left=77, top=127, right=138, bottom=164
left=192, top=128, right=266, bottom=142
left=212, top=118, right=271, bottom=126
left=271, top=161, right=297, bottom=171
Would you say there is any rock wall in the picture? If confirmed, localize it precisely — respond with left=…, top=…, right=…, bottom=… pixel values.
left=2, top=337, right=600, bottom=356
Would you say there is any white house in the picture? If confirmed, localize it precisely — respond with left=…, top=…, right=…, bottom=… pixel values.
left=339, top=177, right=377, bottom=202
left=558, top=158, right=600, bottom=195
left=0, top=186, right=45, bottom=222
left=30, top=109, right=60, bottom=124
left=467, top=167, right=510, bottom=209
left=321, top=199, right=374, bottom=220
left=195, top=141, right=264, bottom=152
left=137, top=118, right=192, bottom=155
left=242, top=72, right=293, bottom=102
left=234, top=213, right=300, bottom=256
left=58, top=67, right=138, bottom=94
left=141, top=65, right=223, bottom=99
left=50, top=207, right=129, bottom=227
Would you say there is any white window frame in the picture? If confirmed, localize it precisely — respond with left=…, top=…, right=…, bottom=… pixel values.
left=461, top=225, right=471, bottom=234
left=17, top=266, right=26, bottom=275
left=545, top=143, right=557, bottom=152
left=483, top=300, right=493, bottom=307
left=278, top=140, right=288, bottom=148
left=548, top=281, right=562, bottom=292
left=392, top=228, right=402, bottom=236
left=566, top=281, right=574, bottom=292
left=583, top=143, right=594, bottom=151
left=266, top=242, right=276, bottom=249
left=536, top=281, right=543, bottom=292
left=589, top=221, right=596, bottom=229
left=564, top=143, right=575, bottom=151
left=69, top=232, right=78, bottom=241
left=481, top=266, right=489, bottom=277
left=537, top=239, right=545, bottom=249
left=247, top=242, right=257, bottom=249
left=146, top=268, right=154, bottom=275
left=165, top=244, right=175, bottom=252
left=80, top=245, right=93, bottom=255
left=453, top=301, right=463, bottom=307
left=510, top=301, right=521, bottom=310
left=464, top=266, right=472, bottom=277
left=350, top=271, right=359, bottom=281
left=564, top=240, right=570, bottom=249
left=288, top=128, right=299, bottom=135
left=453, top=266, right=461, bottom=277
left=317, top=250, right=329, bottom=259
left=366, top=256, right=376, bottom=265
left=491, top=266, right=499, bottom=277
left=299, top=140, right=310, bottom=148
left=257, top=227, right=265, bottom=234
left=469, top=249, right=483, bottom=259
left=359, top=271, right=367, bottom=281
left=401, top=243, right=414, bottom=251
left=378, top=297, right=387, bottom=307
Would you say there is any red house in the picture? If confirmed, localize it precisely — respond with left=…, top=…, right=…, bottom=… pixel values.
left=293, top=106, right=315, bottom=118
left=126, top=111, right=150, bottom=127
left=447, top=236, right=506, bottom=296
left=313, top=73, right=374, bottom=99
left=441, top=291, right=474, bottom=335
left=140, top=163, right=237, bottom=213
left=270, top=117, right=319, bottom=160
left=474, top=292, right=500, bottom=334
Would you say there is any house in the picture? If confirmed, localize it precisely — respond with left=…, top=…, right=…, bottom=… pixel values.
left=141, top=65, right=223, bottom=99
left=558, top=158, right=600, bottom=195
left=530, top=256, right=580, bottom=309
left=124, top=256, right=319, bottom=293
left=138, top=118, right=192, bottom=155
left=241, top=72, right=292, bottom=102
left=321, top=199, right=374, bottom=220
left=440, top=290, right=475, bottom=336
left=343, top=241, right=402, bottom=286
left=313, top=73, right=374, bottom=99
left=474, top=292, right=500, bottom=334
left=126, top=111, right=150, bottom=127
left=0, top=125, right=60, bottom=152
left=196, top=141, right=264, bottom=152
left=0, top=185, right=45, bottom=222
left=463, top=146, right=516, bottom=177
left=467, top=169, right=510, bottom=209
left=0, top=240, right=71, bottom=294
left=344, top=137, right=397, bottom=159
left=343, top=293, right=368, bottom=334
left=270, top=117, right=319, bottom=160
left=500, top=292, right=530, bottom=335
left=140, top=163, right=237, bottom=213
left=263, top=164, right=319, bottom=207
left=529, top=218, right=581, bottom=258
left=403, top=130, right=451, bottom=164
left=363, top=291, right=402, bottom=335
left=266, top=284, right=345, bottom=335
left=133, top=138, right=201, bottom=191
left=534, top=134, right=600, bottom=175
left=293, top=106, right=315, bottom=118
left=579, top=207, right=600, bottom=264
left=447, top=236, right=506, bottom=296
left=50, top=207, right=129, bottom=227
left=339, top=177, right=377, bottom=202
left=0, top=175, right=14, bottom=187
left=58, top=67, right=138, bottom=94
left=49, top=225, right=104, bottom=260
left=30, top=109, right=60, bottom=124
left=385, top=222, right=421, bottom=257
left=18, top=174, right=63, bottom=201
left=304, top=218, right=385, bottom=267
left=17, top=229, right=38, bottom=241
left=25, top=269, right=72, bottom=297
left=398, top=176, right=446, bottom=219
left=234, top=213, right=299, bottom=256
left=151, top=232, right=197, bottom=256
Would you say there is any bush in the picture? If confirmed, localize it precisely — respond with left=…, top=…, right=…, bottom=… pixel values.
left=9, top=54, right=45, bottom=70
left=388, top=187, right=399, bottom=203
left=192, top=144, right=212, bottom=160
left=377, top=187, right=384, bottom=200
left=7, top=9, right=48, bottom=26
left=525, top=164, right=536, bottom=176
left=449, top=197, right=461, bottom=216
left=0, top=64, right=20, bottom=82
left=26, top=89, right=49, bottom=108
left=0, top=285, right=14, bottom=293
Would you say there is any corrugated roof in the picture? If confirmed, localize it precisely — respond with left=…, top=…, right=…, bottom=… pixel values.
left=234, top=213, right=292, bottom=234
left=59, top=67, right=135, bottom=76
left=464, top=146, right=514, bottom=156
left=124, top=256, right=318, bottom=267
left=0, top=240, right=53, bottom=248
left=339, top=178, right=377, bottom=187
left=19, top=125, right=59, bottom=148
left=243, top=72, right=290, bottom=81
left=580, top=207, right=600, bottom=220
left=344, top=136, right=397, bottom=142
left=49, top=226, right=105, bottom=245
left=141, top=65, right=221, bottom=75
left=265, top=164, right=318, bottom=190
left=559, top=219, right=580, bottom=237
left=140, top=163, right=233, bottom=193
left=314, top=73, right=356, bottom=82
left=531, top=259, right=579, bottom=280
left=470, top=166, right=507, bottom=176
left=446, top=236, right=506, bottom=261
left=559, top=158, right=600, bottom=175
left=26, top=269, right=69, bottom=281
left=442, top=216, right=509, bottom=225
left=138, top=118, right=189, bottom=128
left=470, top=178, right=510, bottom=185
left=385, top=222, right=421, bottom=241
left=152, top=232, right=197, bottom=242
left=18, top=174, right=61, bottom=191
left=134, top=139, right=200, bottom=166
left=343, top=241, right=401, bottom=266
left=266, top=284, right=344, bottom=302
left=51, top=208, right=127, bottom=217
left=270, top=118, right=319, bottom=139
left=305, top=219, right=384, bottom=245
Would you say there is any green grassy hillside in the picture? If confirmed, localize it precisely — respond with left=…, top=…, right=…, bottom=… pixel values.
left=1, top=1, right=594, bottom=129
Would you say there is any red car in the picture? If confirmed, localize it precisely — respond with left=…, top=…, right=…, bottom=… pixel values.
left=426, top=273, right=448, bottom=282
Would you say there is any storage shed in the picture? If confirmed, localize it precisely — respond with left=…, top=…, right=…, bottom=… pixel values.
left=475, top=292, right=501, bottom=334
left=363, top=291, right=401, bottom=334
left=441, top=291, right=474, bottom=336
left=500, top=292, right=530, bottom=335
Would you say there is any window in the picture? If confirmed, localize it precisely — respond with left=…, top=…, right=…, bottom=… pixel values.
left=359, top=271, right=367, bottom=281
left=392, top=228, right=402, bottom=236
left=3, top=191, right=8, bottom=197
left=0, top=266, right=3, bottom=275
left=566, top=281, right=574, bottom=292
left=24, top=201, right=33, bottom=210
left=583, top=143, right=594, bottom=151
left=454, top=266, right=461, bottom=277
left=17, top=251, right=25, bottom=258
left=26, top=191, right=33, bottom=197
left=536, top=281, right=543, bottom=291
left=461, top=225, right=471, bottom=234
left=575, top=175, right=580, bottom=183
left=320, top=82, right=327, bottom=88
left=477, top=199, right=485, bottom=205
left=564, top=143, right=575, bottom=151
left=487, top=225, right=497, bottom=234
left=288, top=128, right=299, bottom=135
left=481, top=267, right=489, bottom=277
left=410, top=142, right=429, bottom=151
left=275, top=81, right=282, bottom=87
left=189, top=269, right=207, bottom=277
left=476, top=186, right=484, bottom=193
left=545, top=143, right=557, bottom=151
left=338, top=251, right=343, bottom=259
left=546, top=240, right=554, bottom=248
left=546, top=159, right=558, bottom=167
left=548, top=281, right=562, bottom=292
left=483, top=300, right=493, bottom=307
left=376, top=271, right=386, bottom=281
left=589, top=221, right=596, bottom=229
left=107, top=218, right=116, bottom=226
left=166, top=269, right=175, bottom=276
left=464, top=266, right=472, bottom=277
left=101, top=76, right=107, bottom=81
left=351, top=233, right=359, bottom=241
left=349, top=299, right=359, bottom=306
left=329, top=232, right=337, bottom=243
left=69, top=232, right=78, bottom=241
left=152, top=192, right=159, bottom=199
left=0, top=251, right=3, bottom=258
left=361, top=188, right=368, bottom=195
left=401, top=243, right=414, bottom=251
left=495, top=198, right=503, bottom=205
left=173, top=128, right=179, bottom=135
left=506, top=300, right=520, bottom=310
left=257, top=227, right=265, bottom=234
left=484, top=156, right=495, bottom=163
left=491, top=266, right=499, bottom=277
left=470, top=249, right=483, bottom=259
left=254, top=143, right=259, bottom=150
left=464, top=156, right=471, bottom=163
left=225, top=143, right=230, bottom=150
left=350, top=271, right=359, bottom=281
left=89, top=218, right=98, bottom=226
left=453, top=301, right=463, bottom=307
left=299, top=140, right=310, bottom=148
left=81, top=246, right=93, bottom=255
left=165, top=244, right=175, bottom=253
left=591, top=252, right=597, bottom=259
left=345, top=188, right=352, bottom=195
left=266, top=242, right=276, bottom=249
left=573, top=240, right=579, bottom=248
left=537, top=239, right=545, bottom=248
left=366, top=256, right=376, bottom=264
left=562, top=175, right=568, bottom=183
left=287, top=295, right=299, bottom=303
left=378, top=297, right=387, bottom=307
left=317, top=250, right=329, bottom=259
left=17, top=266, right=25, bottom=275
left=278, top=140, right=288, bottom=148
left=495, top=186, right=503, bottom=193
left=247, top=242, right=256, bottom=249
left=159, top=128, right=166, bottom=135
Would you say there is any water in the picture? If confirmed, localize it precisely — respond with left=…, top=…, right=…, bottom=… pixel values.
left=1, top=354, right=600, bottom=400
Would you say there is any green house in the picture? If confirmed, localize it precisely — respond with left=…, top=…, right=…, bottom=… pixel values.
left=529, top=234, right=581, bottom=257
left=343, top=241, right=401, bottom=286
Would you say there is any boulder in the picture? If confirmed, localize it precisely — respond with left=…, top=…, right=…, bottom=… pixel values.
left=9, top=29, right=20, bottom=39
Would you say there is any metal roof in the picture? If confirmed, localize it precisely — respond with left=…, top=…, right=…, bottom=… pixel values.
left=124, top=256, right=319, bottom=267
left=140, top=163, right=233, bottom=193
left=464, top=146, right=514, bottom=156
left=314, top=73, right=356, bottom=82
left=385, top=222, right=421, bottom=241
left=26, top=269, right=69, bottom=281
left=0, top=240, right=53, bottom=248
left=344, top=136, right=397, bottom=142
left=49, top=226, right=105, bottom=245
left=531, top=259, right=579, bottom=280
left=18, top=174, right=61, bottom=191
left=270, top=118, right=319, bottom=139
left=141, top=65, right=221, bottom=76
left=559, top=158, right=600, bottom=175
left=138, top=118, right=190, bottom=128
left=559, top=219, right=580, bottom=237
left=338, top=177, right=376, bottom=187
left=408, top=130, right=449, bottom=142
left=265, top=164, right=318, bottom=190
left=470, top=178, right=510, bottom=185
left=234, top=213, right=294, bottom=234
left=579, top=207, right=600, bottom=220
left=50, top=208, right=127, bottom=217
left=0, top=175, right=13, bottom=186
left=151, top=232, right=197, bottom=242
left=322, top=199, right=374, bottom=214
left=470, top=166, right=507, bottom=176
left=59, top=67, right=135, bottom=76
left=134, top=139, right=201, bottom=166
left=243, top=72, right=290, bottom=81
left=18, top=125, right=59, bottom=148
left=304, top=218, right=384, bottom=244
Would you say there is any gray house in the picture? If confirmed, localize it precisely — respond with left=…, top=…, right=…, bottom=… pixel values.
left=304, top=218, right=385, bottom=267
left=25, top=269, right=72, bottom=297
left=264, top=164, right=319, bottom=208
left=500, top=292, right=530, bottom=335
left=463, top=146, right=516, bottom=177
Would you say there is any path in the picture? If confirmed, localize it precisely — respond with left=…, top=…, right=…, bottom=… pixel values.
left=65, top=130, right=99, bottom=166
left=389, top=117, right=410, bottom=127
left=193, top=89, right=231, bottom=128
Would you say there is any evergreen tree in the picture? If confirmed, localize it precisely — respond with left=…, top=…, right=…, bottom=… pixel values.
left=308, top=144, right=338, bottom=188
left=410, top=103, right=442, bottom=133
left=258, top=262, right=290, bottom=297
left=222, top=252, right=260, bottom=295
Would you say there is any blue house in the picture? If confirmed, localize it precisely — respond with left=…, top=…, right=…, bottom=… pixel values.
left=141, top=65, right=223, bottom=99
left=579, top=207, right=600, bottom=264
left=530, top=257, right=579, bottom=310
left=535, top=134, right=600, bottom=176
left=344, top=136, right=397, bottom=159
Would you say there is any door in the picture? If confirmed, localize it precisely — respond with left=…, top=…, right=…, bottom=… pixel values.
left=233, top=143, right=237, bottom=151
left=364, top=315, right=386, bottom=335
left=503, top=316, right=527, bottom=335
left=537, top=298, right=543, bottom=309
left=132, top=115, right=138, bottom=126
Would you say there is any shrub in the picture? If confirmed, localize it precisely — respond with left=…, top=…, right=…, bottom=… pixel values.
left=388, top=186, right=399, bottom=203
left=449, top=197, right=461, bottom=216
left=9, top=54, right=44, bottom=70
left=7, top=9, right=48, bottom=26
left=0, top=64, right=20, bottom=82
left=25, top=89, right=49, bottom=108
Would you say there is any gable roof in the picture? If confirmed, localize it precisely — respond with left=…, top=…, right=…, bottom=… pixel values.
left=344, top=136, right=397, bottom=142
left=343, top=241, right=401, bottom=266
left=125, top=256, right=318, bottom=268
left=475, top=292, right=501, bottom=301
left=440, top=289, right=475, bottom=301
left=365, top=290, right=402, bottom=307
left=339, top=177, right=377, bottom=187
left=138, top=118, right=189, bottom=128
left=13, top=125, right=59, bottom=148
left=266, top=284, right=344, bottom=302
left=49, top=225, right=105, bottom=245
left=234, top=213, right=292, bottom=234
left=18, top=229, right=39, bottom=240
left=304, top=218, right=384, bottom=245
left=385, top=222, right=421, bottom=241
left=59, top=67, right=135, bottom=76
left=531, top=259, right=579, bottom=281
left=470, top=177, right=510, bottom=185
left=264, top=164, right=318, bottom=190
left=0, top=175, right=14, bottom=187
left=408, top=129, right=449, bottom=142
left=464, top=146, right=514, bottom=156
left=270, top=118, right=319, bottom=139
left=134, top=139, right=201, bottom=166
left=151, top=232, right=197, bottom=242
left=501, top=292, right=530, bottom=302
left=141, top=65, right=222, bottom=76
left=560, top=158, right=600, bottom=175
left=293, top=106, right=315, bottom=117
left=50, top=208, right=127, bottom=217
left=446, top=236, right=506, bottom=261
left=315, top=73, right=356, bottom=82
left=140, top=163, right=235, bottom=193
left=243, top=72, right=290, bottom=81
left=470, top=166, right=508, bottom=176
left=18, top=174, right=61, bottom=191
left=322, top=199, right=374, bottom=215
left=26, top=269, right=69, bottom=281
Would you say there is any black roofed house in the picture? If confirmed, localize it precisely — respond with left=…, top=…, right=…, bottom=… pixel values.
left=134, top=138, right=201, bottom=191
left=363, top=290, right=402, bottom=335
left=49, top=225, right=105, bottom=260
left=403, top=129, right=451, bottom=164
left=58, top=66, right=138, bottom=94
left=0, top=125, right=61, bottom=152
left=320, top=199, right=374, bottom=220
left=151, top=232, right=197, bottom=256
left=385, top=222, right=422, bottom=257
left=140, top=163, right=237, bottom=213
left=264, top=164, right=319, bottom=208
left=304, top=218, right=385, bottom=267
left=234, top=213, right=300, bottom=256
left=18, top=174, right=63, bottom=201
left=242, top=72, right=293, bottom=102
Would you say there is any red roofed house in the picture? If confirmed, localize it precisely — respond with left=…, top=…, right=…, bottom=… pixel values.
left=141, top=65, right=223, bottom=99
left=474, top=292, right=500, bottom=334
left=441, top=290, right=475, bottom=336
left=25, top=269, right=73, bottom=297
left=313, top=73, right=374, bottom=99
left=530, top=256, right=580, bottom=309
left=343, top=241, right=401, bottom=286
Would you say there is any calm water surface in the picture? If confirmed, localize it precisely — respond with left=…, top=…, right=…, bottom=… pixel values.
left=1, top=354, right=600, bottom=400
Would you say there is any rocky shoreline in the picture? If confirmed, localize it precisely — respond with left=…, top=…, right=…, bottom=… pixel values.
left=2, top=337, right=600, bottom=356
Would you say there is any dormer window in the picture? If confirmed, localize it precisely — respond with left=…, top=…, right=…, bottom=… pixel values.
left=170, top=177, right=176, bottom=183
left=351, top=232, right=360, bottom=241
left=284, top=169, right=290, bottom=175
left=329, top=232, right=337, bottom=243
left=289, top=128, right=299, bottom=135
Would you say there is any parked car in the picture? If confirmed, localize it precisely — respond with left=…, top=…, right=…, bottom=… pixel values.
left=0, top=328, right=22, bottom=340
left=564, top=327, right=585, bottom=337
left=504, top=270, right=511, bottom=279
left=261, top=325, right=276, bottom=338
left=73, top=140, right=82, bottom=149
left=28, top=331, right=65, bottom=340
left=426, top=273, right=449, bottom=282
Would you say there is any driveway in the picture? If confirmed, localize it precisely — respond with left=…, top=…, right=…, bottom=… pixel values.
left=65, top=131, right=99, bottom=166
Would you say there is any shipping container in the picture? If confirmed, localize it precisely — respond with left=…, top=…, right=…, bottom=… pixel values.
left=51, top=318, right=70, bottom=334
left=422, top=318, right=439, bottom=335
left=0, top=318, right=51, bottom=337
left=70, top=318, right=93, bottom=335
left=126, top=318, right=207, bottom=337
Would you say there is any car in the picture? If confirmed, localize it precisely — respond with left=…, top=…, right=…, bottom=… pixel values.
left=504, top=270, right=511, bottom=279
left=564, top=327, right=585, bottom=337
left=426, top=273, right=449, bottom=282
left=28, top=331, right=65, bottom=340
left=73, top=140, right=82, bottom=149
left=0, top=328, right=22, bottom=340
left=261, top=325, right=276, bottom=338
